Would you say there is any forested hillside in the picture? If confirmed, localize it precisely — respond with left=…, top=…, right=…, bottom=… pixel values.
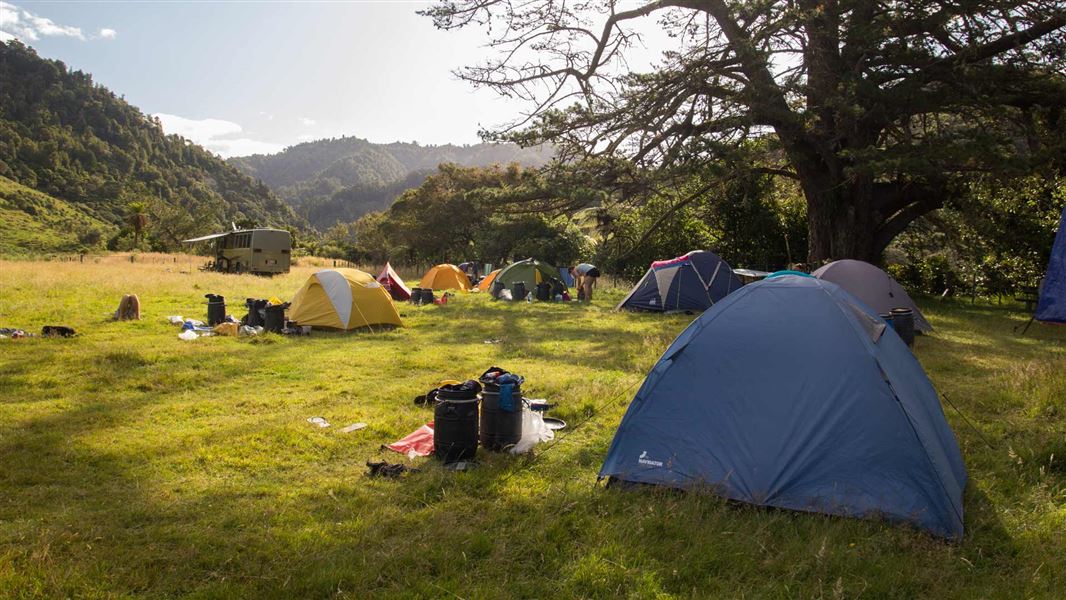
left=229, top=136, right=552, bottom=230
left=0, top=41, right=297, bottom=252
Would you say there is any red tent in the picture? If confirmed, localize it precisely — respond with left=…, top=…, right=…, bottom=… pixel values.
left=377, top=262, right=412, bottom=301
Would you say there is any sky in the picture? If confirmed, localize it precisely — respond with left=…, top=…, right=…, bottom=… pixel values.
left=0, top=1, right=672, bottom=158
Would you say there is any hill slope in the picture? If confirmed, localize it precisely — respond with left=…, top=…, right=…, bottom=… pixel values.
left=0, top=41, right=298, bottom=252
left=230, top=137, right=552, bottom=230
left=0, top=176, right=117, bottom=255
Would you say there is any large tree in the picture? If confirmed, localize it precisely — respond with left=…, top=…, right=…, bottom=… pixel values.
left=424, top=0, right=1066, bottom=263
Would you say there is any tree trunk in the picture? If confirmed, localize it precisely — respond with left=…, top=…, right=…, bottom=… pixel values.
left=801, top=175, right=882, bottom=266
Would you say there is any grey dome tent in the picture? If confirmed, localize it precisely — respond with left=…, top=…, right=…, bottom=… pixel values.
left=616, top=250, right=743, bottom=312
left=812, top=259, right=933, bottom=332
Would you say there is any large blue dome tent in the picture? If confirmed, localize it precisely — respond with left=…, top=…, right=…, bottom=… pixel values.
left=616, top=250, right=743, bottom=312
left=599, top=275, right=967, bottom=539
left=1035, top=205, right=1066, bottom=324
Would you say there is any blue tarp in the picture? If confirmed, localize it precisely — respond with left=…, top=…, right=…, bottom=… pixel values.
left=600, top=275, right=967, bottom=539
left=1036, top=206, right=1066, bottom=323
left=616, top=250, right=743, bottom=312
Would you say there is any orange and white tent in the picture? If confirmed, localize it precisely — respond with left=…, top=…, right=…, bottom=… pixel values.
left=419, top=264, right=472, bottom=291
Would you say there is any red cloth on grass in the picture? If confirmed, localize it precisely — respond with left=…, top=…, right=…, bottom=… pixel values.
left=385, top=423, right=434, bottom=457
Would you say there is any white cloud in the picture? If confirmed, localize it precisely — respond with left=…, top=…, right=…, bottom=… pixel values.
left=299, top=117, right=317, bottom=127
left=0, top=3, right=114, bottom=43
left=154, top=113, right=284, bottom=158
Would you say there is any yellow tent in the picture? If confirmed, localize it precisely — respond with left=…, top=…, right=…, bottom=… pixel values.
left=477, top=268, right=501, bottom=292
left=419, top=264, right=472, bottom=291
left=289, top=268, right=402, bottom=330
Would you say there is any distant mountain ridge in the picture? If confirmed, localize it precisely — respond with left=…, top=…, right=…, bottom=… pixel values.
left=229, top=137, right=552, bottom=230
left=0, top=41, right=297, bottom=253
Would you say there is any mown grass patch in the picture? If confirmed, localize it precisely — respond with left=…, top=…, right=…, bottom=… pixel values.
left=0, top=257, right=1064, bottom=598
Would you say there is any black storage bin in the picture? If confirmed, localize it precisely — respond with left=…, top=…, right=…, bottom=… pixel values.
left=263, top=303, right=288, bottom=333
left=434, top=398, right=479, bottom=463
left=535, top=282, right=552, bottom=301
left=205, top=294, right=226, bottom=326
left=890, top=307, right=915, bottom=347
left=479, top=381, right=523, bottom=451
left=511, top=281, right=527, bottom=302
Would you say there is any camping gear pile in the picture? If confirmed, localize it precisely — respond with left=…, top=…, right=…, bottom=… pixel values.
left=0, top=326, right=77, bottom=339
left=386, top=366, right=555, bottom=464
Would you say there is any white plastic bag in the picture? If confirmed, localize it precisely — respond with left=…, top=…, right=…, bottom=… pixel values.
left=168, top=315, right=184, bottom=324
left=510, top=410, right=554, bottom=454
left=178, top=329, right=198, bottom=341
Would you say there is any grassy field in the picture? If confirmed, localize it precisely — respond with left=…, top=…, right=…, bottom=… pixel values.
left=1, top=256, right=1064, bottom=599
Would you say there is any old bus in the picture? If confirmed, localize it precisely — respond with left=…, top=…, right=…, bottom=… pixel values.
left=183, top=228, right=291, bottom=275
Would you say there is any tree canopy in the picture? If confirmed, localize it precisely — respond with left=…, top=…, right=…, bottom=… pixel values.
left=424, top=0, right=1066, bottom=264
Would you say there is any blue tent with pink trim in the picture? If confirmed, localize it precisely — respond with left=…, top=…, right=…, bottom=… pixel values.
left=616, top=250, right=743, bottom=312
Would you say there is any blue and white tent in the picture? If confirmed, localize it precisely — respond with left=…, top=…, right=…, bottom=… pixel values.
left=600, top=275, right=967, bottom=539
left=1035, top=206, right=1066, bottom=324
left=616, top=250, right=743, bottom=312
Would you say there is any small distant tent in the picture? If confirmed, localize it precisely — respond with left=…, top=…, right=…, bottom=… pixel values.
left=813, top=259, right=933, bottom=332
left=494, top=258, right=566, bottom=290
left=616, top=250, right=743, bottom=312
left=377, top=262, right=411, bottom=301
left=290, top=268, right=402, bottom=330
left=600, top=275, right=967, bottom=539
left=419, top=264, right=472, bottom=291
left=1035, top=205, right=1066, bottom=324
left=478, top=269, right=501, bottom=292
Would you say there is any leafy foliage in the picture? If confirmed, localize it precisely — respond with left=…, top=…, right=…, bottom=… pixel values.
left=598, top=170, right=808, bottom=280
left=424, top=0, right=1066, bottom=262
left=316, top=163, right=590, bottom=266
left=0, top=41, right=297, bottom=252
left=888, top=176, right=1066, bottom=296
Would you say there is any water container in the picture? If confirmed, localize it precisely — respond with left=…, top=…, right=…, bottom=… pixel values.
left=479, top=382, right=524, bottom=451
left=205, top=294, right=226, bottom=326
left=511, top=281, right=527, bottom=303
left=491, top=280, right=506, bottom=299
left=891, top=307, right=915, bottom=347
left=434, top=398, right=479, bottom=463
left=263, top=303, right=288, bottom=333
left=535, top=282, right=552, bottom=301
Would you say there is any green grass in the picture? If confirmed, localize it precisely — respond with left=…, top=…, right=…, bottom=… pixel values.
left=0, top=176, right=115, bottom=256
left=0, top=258, right=1064, bottom=598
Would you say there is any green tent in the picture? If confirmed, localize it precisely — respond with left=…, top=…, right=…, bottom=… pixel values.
left=494, top=258, right=567, bottom=291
